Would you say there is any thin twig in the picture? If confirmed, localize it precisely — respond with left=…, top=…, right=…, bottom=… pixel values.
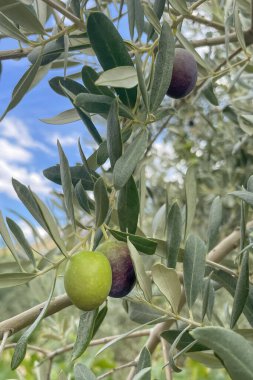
left=0, top=331, right=10, bottom=359
left=161, top=338, right=173, bottom=380
left=4, top=343, right=50, bottom=356
left=40, top=0, right=84, bottom=29
left=97, top=361, right=137, bottom=380
left=46, top=329, right=151, bottom=360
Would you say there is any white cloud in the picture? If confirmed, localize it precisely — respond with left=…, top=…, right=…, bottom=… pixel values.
left=47, top=132, right=79, bottom=147
left=0, top=117, right=52, bottom=199
left=0, top=117, right=51, bottom=154
left=0, top=159, right=51, bottom=198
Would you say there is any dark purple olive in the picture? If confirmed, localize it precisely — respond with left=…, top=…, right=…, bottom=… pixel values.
left=166, top=48, right=198, bottom=99
left=97, top=240, right=136, bottom=298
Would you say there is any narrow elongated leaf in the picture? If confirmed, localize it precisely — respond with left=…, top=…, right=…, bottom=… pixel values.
left=75, top=93, right=133, bottom=120
left=113, top=129, right=148, bottom=189
left=75, top=181, right=91, bottom=214
left=94, top=178, right=109, bottom=227
left=127, top=239, right=152, bottom=301
left=134, top=0, right=144, bottom=39
left=96, top=141, right=109, bottom=166
left=49, top=76, right=87, bottom=97
left=81, top=66, right=114, bottom=97
left=202, top=277, right=215, bottom=321
left=127, top=0, right=135, bottom=39
left=229, top=190, right=253, bottom=206
left=12, top=179, right=48, bottom=232
left=152, top=264, right=181, bottom=313
left=169, top=0, right=189, bottom=15
left=11, top=274, right=56, bottom=369
left=57, top=141, right=75, bottom=229
left=109, top=229, right=157, bottom=255
left=143, top=4, right=161, bottom=34
left=161, top=330, right=208, bottom=352
left=96, top=66, right=138, bottom=88
left=43, top=165, right=95, bottom=190
left=166, top=202, right=182, bottom=268
left=1, top=51, right=43, bottom=120
left=0, top=11, right=29, bottom=43
left=133, top=368, right=151, bottom=380
left=126, top=299, right=165, bottom=324
left=234, top=5, right=247, bottom=53
left=31, top=192, right=67, bottom=257
left=118, top=176, right=140, bottom=234
left=207, top=196, right=222, bottom=251
left=0, top=272, right=36, bottom=288
left=72, top=310, right=98, bottom=361
left=150, top=22, right=175, bottom=112
left=183, top=234, right=206, bottom=309
left=0, top=211, right=23, bottom=270
left=191, top=327, right=253, bottom=380
left=0, top=0, right=44, bottom=33
left=6, top=217, right=35, bottom=267
left=135, top=54, right=149, bottom=112
left=168, top=326, right=191, bottom=373
left=87, top=12, right=137, bottom=108
left=135, top=347, right=151, bottom=380
left=230, top=252, right=249, bottom=328
left=107, top=99, right=122, bottom=169
left=213, top=270, right=253, bottom=326
left=41, top=108, right=80, bottom=125
left=93, top=305, right=108, bottom=337
left=28, top=37, right=64, bottom=66
left=74, top=363, right=96, bottom=380
left=184, top=166, right=197, bottom=240
left=147, top=0, right=165, bottom=40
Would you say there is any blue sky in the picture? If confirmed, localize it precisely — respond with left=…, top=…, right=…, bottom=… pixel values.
left=0, top=8, right=132, bottom=241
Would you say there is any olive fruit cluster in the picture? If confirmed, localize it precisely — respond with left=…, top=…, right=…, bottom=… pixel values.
left=64, top=241, right=136, bottom=311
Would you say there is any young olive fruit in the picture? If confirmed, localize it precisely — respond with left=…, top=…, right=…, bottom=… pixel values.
left=166, top=48, right=198, bottom=99
left=64, top=250, right=112, bottom=311
left=97, top=240, right=136, bottom=298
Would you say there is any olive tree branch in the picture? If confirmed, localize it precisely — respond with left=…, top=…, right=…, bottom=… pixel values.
left=161, top=338, right=173, bottom=380
left=97, top=361, right=137, bottom=380
left=126, top=221, right=253, bottom=379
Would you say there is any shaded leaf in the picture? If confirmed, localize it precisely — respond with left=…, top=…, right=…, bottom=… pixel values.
left=191, top=327, right=253, bottom=380
left=113, top=129, right=148, bottom=189
left=184, top=166, right=197, bottom=240
left=6, top=217, right=35, bottom=268
left=93, top=305, right=108, bottom=337
left=0, top=0, right=44, bottom=33
left=147, top=0, right=165, bottom=40
left=72, top=310, right=98, bottom=361
left=0, top=211, right=23, bottom=270
left=107, top=99, right=122, bottom=169
left=87, top=12, right=137, bottom=108
left=74, top=363, right=96, bottom=380
left=229, top=190, right=253, bottom=207
left=202, top=277, right=215, bottom=321
left=230, top=251, right=249, bottom=328
left=94, top=178, right=109, bottom=227
left=183, top=234, right=206, bottom=309
left=75, top=93, right=134, bottom=119
left=81, top=65, right=114, bottom=96
left=0, top=11, right=29, bottom=43
left=75, top=180, right=92, bottom=214
left=57, top=141, right=75, bottom=229
left=135, top=54, right=149, bottom=112
left=0, top=272, right=36, bottom=288
left=109, top=229, right=157, bottom=255
left=118, top=176, right=139, bottom=234
left=152, top=263, right=181, bottom=313
left=150, top=22, right=175, bottom=112
left=207, top=196, right=222, bottom=251
left=135, top=347, right=151, bottom=380
left=166, top=201, right=182, bottom=268
left=43, top=165, right=95, bottom=190
left=212, top=270, right=253, bottom=327
left=127, top=239, right=152, bottom=301
left=28, top=37, right=64, bottom=66
left=161, top=330, right=208, bottom=352
left=126, top=299, right=165, bottom=324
